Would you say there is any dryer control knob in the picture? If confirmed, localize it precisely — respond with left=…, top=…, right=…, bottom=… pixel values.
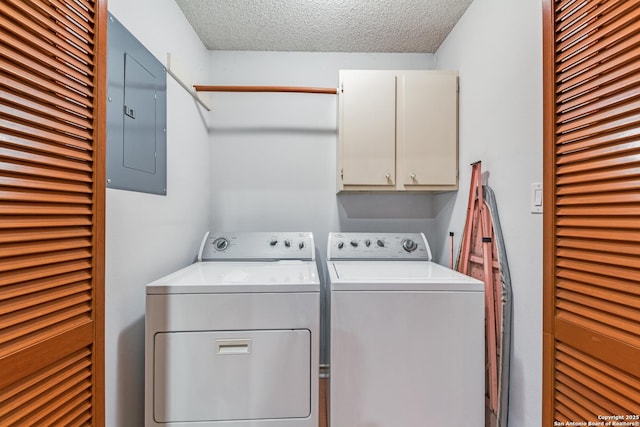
left=365, top=239, right=371, bottom=247
left=377, top=239, right=385, bottom=247
left=298, top=241, right=305, bottom=250
left=337, top=241, right=344, bottom=249
left=402, top=239, right=418, bottom=252
left=350, top=240, right=358, bottom=247
left=270, top=239, right=278, bottom=246
left=213, top=237, right=229, bottom=251
left=284, top=240, right=291, bottom=247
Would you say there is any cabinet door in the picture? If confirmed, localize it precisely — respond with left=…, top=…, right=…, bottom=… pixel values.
left=339, top=70, right=396, bottom=186
left=399, top=72, right=458, bottom=186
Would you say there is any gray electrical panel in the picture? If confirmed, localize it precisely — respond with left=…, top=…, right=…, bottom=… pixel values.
left=107, top=12, right=167, bottom=195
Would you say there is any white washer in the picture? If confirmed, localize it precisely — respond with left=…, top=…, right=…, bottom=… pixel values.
left=327, top=232, right=485, bottom=427
left=145, top=232, right=320, bottom=427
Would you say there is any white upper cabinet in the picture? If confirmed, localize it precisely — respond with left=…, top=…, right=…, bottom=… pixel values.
left=338, top=70, right=397, bottom=187
left=337, top=70, right=459, bottom=192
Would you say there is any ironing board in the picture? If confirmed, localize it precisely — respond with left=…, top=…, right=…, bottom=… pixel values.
left=456, top=161, right=512, bottom=427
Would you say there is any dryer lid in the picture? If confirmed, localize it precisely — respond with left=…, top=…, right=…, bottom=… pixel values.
left=147, top=261, right=320, bottom=294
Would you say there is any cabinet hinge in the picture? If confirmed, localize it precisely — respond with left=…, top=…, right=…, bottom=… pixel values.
left=340, top=83, right=344, bottom=93
left=341, top=168, right=344, bottom=180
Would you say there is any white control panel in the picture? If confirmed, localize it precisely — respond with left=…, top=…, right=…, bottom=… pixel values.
left=327, top=232, right=432, bottom=260
left=198, top=232, right=315, bottom=261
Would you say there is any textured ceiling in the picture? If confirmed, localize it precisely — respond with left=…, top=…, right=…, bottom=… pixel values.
left=174, top=0, right=474, bottom=53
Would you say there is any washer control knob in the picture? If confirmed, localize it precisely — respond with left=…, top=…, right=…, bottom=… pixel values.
left=298, top=241, right=305, bottom=250
left=284, top=240, right=291, bottom=247
left=213, top=237, right=229, bottom=251
left=365, top=239, right=371, bottom=247
left=337, top=241, right=344, bottom=249
left=270, top=239, right=278, bottom=247
left=402, top=239, right=418, bottom=252
left=377, top=239, right=385, bottom=247
left=350, top=240, right=358, bottom=247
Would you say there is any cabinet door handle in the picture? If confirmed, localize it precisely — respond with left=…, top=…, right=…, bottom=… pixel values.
left=385, top=173, right=392, bottom=183
left=410, top=173, right=417, bottom=181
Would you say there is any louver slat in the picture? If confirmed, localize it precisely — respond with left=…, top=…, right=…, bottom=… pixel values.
left=555, top=0, right=600, bottom=25
left=555, top=1, right=634, bottom=54
left=0, top=52, right=93, bottom=104
left=556, top=69, right=640, bottom=114
left=0, top=89, right=93, bottom=132
left=3, top=2, right=94, bottom=67
left=555, top=402, right=584, bottom=424
left=0, top=132, right=93, bottom=162
left=0, top=16, right=92, bottom=78
left=0, top=163, right=91, bottom=186
left=0, top=190, right=92, bottom=205
left=0, top=0, right=104, bottom=424
left=555, top=18, right=640, bottom=82
left=64, top=0, right=96, bottom=25
left=32, top=0, right=95, bottom=37
left=0, top=271, right=91, bottom=301
left=555, top=47, right=640, bottom=99
left=556, top=344, right=640, bottom=410
left=17, top=382, right=92, bottom=426
left=0, top=354, right=92, bottom=427
left=0, top=118, right=93, bottom=152
left=0, top=68, right=93, bottom=119
left=556, top=5, right=640, bottom=64
left=0, top=145, right=92, bottom=173
left=556, top=83, right=640, bottom=126
left=544, top=0, right=640, bottom=424
left=555, top=112, right=640, bottom=146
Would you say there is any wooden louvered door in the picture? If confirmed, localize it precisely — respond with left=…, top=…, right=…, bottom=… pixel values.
left=543, top=0, right=640, bottom=424
left=0, top=0, right=105, bottom=425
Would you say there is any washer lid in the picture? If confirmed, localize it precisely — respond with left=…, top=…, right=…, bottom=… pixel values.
left=328, top=261, right=483, bottom=291
left=146, top=261, right=320, bottom=294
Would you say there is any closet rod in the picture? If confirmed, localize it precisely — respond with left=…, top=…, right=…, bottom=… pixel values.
left=194, top=85, right=338, bottom=95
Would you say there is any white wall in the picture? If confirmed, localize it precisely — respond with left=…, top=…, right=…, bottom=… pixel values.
left=208, top=51, right=438, bottom=365
left=105, top=1, right=210, bottom=425
left=208, top=52, right=437, bottom=254
left=434, top=0, right=543, bottom=425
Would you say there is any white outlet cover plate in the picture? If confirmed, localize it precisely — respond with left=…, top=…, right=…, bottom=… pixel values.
left=531, top=182, right=543, bottom=214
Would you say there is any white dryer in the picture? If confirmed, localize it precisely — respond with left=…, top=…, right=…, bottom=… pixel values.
left=145, top=232, right=320, bottom=427
left=327, top=232, right=484, bottom=427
